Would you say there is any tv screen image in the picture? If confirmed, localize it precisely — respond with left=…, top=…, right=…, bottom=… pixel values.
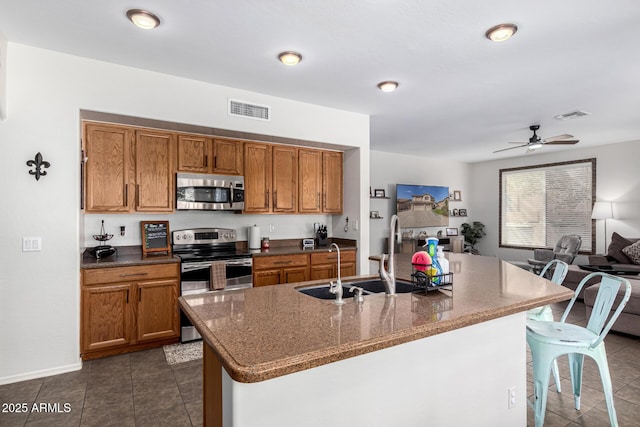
left=396, top=184, right=449, bottom=227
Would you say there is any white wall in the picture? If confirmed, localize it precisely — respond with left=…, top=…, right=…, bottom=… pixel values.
left=469, top=140, right=640, bottom=262
left=369, top=150, right=472, bottom=257
left=0, top=43, right=369, bottom=384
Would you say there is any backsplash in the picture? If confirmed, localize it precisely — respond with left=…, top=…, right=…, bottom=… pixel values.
left=82, top=212, right=333, bottom=249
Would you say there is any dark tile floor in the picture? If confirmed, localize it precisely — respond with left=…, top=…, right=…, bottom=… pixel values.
left=1, top=301, right=639, bottom=426
left=0, top=347, right=202, bottom=427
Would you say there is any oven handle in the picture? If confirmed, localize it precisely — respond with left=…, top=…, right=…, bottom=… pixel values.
left=181, top=259, right=252, bottom=272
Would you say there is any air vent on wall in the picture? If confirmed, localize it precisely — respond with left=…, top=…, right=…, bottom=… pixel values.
left=554, top=110, right=591, bottom=120
left=228, top=99, right=271, bottom=121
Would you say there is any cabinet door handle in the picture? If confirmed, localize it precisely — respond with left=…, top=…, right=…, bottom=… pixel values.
left=126, top=289, right=129, bottom=303
left=136, top=184, right=140, bottom=207
left=119, top=272, right=149, bottom=277
left=265, top=190, right=269, bottom=209
left=323, top=193, right=326, bottom=209
left=214, top=156, right=218, bottom=169
left=317, top=192, right=320, bottom=209
left=139, top=289, right=142, bottom=302
left=273, top=190, right=277, bottom=208
left=205, top=155, right=208, bottom=168
left=124, top=184, right=128, bottom=207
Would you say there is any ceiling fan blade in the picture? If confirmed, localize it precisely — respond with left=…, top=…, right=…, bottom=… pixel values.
left=508, top=141, right=528, bottom=144
left=543, top=140, right=579, bottom=145
left=543, top=133, right=574, bottom=142
left=493, top=144, right=528, bottom=153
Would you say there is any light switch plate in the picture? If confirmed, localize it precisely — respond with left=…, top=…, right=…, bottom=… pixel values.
left=23, top=237, right=42, bottom=252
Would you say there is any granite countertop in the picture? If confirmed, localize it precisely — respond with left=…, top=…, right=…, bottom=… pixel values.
left=249, top=243, right=357, bottom=257
left=81, top=246, right=180, bottom=269
left=179, top=253, right=573, bottom=383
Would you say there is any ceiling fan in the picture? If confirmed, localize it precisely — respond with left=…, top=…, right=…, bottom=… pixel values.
left=493, top=125, right=580, bottom=153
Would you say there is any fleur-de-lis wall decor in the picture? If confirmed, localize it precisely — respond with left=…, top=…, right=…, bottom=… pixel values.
left=26, top=152, right=51, bottom=181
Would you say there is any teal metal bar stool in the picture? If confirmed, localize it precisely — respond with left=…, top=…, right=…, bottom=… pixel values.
left=527, top=272, right=631, bottom=427
left=526, top=259, right=569, bottom=393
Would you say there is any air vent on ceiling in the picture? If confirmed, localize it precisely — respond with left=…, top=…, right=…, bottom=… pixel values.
left=228, top=99, right=271, bottom=121
left=554, top=110, right=591, bottom=120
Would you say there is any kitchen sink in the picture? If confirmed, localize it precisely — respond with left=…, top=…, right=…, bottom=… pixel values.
left=297, top=278, right=421, bottom=300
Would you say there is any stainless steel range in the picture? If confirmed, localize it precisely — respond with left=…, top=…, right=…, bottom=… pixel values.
left=172, top=228, right=252, bottom=342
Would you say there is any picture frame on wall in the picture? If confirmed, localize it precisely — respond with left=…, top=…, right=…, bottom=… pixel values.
left=458, top=208, right=467, bottom=216
left=374, top=189, right=386, bottom=198
left=452, top=190, right=462, bottom=201
left=370, top=210, right=380, bottom=218
left=446, top=227, right=458, bottom=236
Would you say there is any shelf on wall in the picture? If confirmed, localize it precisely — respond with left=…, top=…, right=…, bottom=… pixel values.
left=370, top=196, right=390, bottom=199
left=370, top=217, right=385, bottom=220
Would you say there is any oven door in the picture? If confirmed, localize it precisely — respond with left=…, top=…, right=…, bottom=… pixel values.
left=180, top=258, right=252, bottom=342
left=180, top=258, right=253, bottom=291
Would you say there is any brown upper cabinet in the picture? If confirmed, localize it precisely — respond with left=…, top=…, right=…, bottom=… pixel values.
left=298, top=149, right=343, bottom=214
left=177, top=135, right=243, bottom=176
left=135, top=129, right=175, bottom=212
left=244, top=142, right=298, bottom=213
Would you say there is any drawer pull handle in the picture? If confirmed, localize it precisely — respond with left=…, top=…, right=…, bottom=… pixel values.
left=120, top=272, right=149, bottom=277
left=273, top=260, right=292, bottom=265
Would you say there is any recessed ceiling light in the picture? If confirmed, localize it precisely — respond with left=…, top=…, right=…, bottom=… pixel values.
left=377, top=81, right=399, bottom=92
left=126, top=9, right=161, bottom=30
left=278, top=51, right=302, bottom=66
left=485, top=23, right=518, bottom=42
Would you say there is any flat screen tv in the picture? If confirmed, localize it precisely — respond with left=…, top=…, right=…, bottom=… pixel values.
left=396, top=184, right=449, bottom=227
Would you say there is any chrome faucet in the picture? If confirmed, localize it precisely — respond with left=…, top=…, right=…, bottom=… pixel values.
left=329, top=243, right=344, bottom=305
left=379, top=214, right=400, bottom=296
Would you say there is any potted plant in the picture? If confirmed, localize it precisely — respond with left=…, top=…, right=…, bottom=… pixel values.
left=461, top=221, right=486, bottom=254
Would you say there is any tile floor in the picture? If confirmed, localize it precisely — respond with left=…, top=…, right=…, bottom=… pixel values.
left=1, top=301, right=639, bottom=426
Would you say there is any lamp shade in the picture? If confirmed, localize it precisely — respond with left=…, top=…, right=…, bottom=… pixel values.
left=591, top=201, right=613, bottom=220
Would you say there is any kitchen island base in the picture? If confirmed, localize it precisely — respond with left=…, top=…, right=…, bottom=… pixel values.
left=204, top=312, right=527, bottom=427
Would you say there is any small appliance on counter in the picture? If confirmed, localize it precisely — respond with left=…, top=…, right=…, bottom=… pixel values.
left=88, top=220, right=117, bottom=259
left=302, top=238, right=315, bottom=249
left=316, top=225, right=328, bottom=247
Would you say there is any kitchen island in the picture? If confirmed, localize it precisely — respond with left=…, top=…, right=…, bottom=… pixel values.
left=179, top=253, right=573, bottom=427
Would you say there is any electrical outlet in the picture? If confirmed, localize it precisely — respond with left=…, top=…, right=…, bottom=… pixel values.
left=22, top=237, right=42, bottom=252
left=269, top=224, right=275, bottom=232
left=508, top=387, right=516, bottom=409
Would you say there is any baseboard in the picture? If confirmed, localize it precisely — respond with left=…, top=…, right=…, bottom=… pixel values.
left=0, top=360, right=83, bottom=386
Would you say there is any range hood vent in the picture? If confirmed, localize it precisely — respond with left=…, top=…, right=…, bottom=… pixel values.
left=228, top=99, right=271, bottom=121
left=554, top=110, right=591, bottom=120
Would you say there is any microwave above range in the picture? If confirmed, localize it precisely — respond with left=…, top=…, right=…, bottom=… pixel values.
left=176, top=173, right=244, bottom=211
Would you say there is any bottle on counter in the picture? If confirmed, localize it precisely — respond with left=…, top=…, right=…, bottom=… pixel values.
left=261, top=237, right=270, bottom=249
left=437, top=246, right=450, bottom=284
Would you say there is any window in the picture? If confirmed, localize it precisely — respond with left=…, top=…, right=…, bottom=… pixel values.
left=499, top=158, right=595, bottom=252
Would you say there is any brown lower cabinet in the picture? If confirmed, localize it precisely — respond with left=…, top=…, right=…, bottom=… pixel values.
left=253, top=250, right=357, bottom=287
left=310, top=250, right=356, bottom=280
left=81, top=263, right=180, bottom=360
left=253, top=254, right=310, bottom=287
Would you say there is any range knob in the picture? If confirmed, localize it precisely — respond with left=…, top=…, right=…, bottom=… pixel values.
left=176, top=235, right=180, bottom=240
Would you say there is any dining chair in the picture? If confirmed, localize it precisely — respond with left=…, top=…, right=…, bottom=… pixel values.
left=526, top=272, right=631, bottom=427
left=526, top=259, right=569, bottom=392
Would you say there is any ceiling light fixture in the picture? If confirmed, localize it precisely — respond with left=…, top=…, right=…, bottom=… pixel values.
left=126, top=9, right=161, bottom=30
left=278, top=51, right=302, bottom=66
left=528, top=142, right=543, bottom=150
left=377, top=81, right=399, bottom=92
left=485, top=23, right=518, bottom=42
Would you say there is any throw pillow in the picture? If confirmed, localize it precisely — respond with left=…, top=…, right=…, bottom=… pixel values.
left=607, top=232, right=633, bottom=264
left=622, top=241, right=640, bottom=265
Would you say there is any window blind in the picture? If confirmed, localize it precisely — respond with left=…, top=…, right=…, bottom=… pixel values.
left=500, top=159, right=595, bottom=251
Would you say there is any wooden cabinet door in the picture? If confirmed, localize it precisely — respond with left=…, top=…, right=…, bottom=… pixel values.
left=177, top=134, right=210, bottom=173
left=298, top=149, right=322, bottom=213
left=310, top=264, right=335, bottom=281
left=253, top=269, right=281, bottom=287
left=213, top=138, right=243, bottom=175
left=81, top=284, right=132, bottom=352
left=339, top=262, right=356, bottom=278
left=244, top=142, right=272, bottom=213
left=272, top=146, right=297, bottom=213
left=84, top=123, right=133, bottom=212
left=282, top=267, right=309, bottom=283
left=135, top=129, right=175, bottom=212
left=323, top=151, right=343, bottom=213
left=136, top=279, right=179, bottom=342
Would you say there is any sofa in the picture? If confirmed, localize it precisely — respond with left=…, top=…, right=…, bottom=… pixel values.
left=581, top=232, right=640, bottom=337
left=587, top=232, right=640, bottom=272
